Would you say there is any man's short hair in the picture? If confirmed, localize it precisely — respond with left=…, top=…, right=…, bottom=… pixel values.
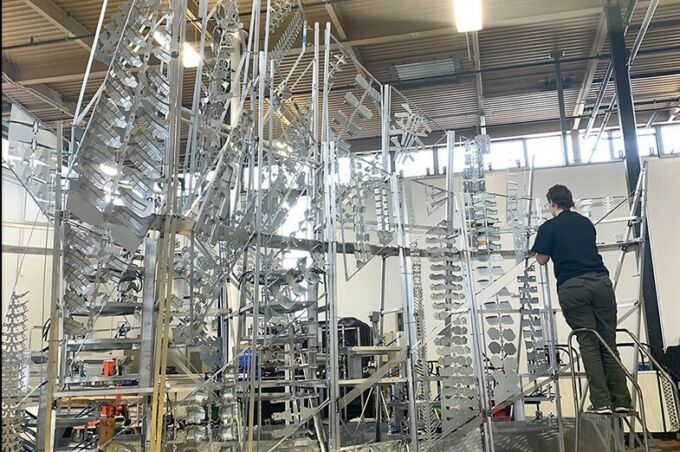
left=546, top=184, right=575, bottom=210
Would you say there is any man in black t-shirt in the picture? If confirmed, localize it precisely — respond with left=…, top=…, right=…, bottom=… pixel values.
left=531, top=184, right=632, bottom=415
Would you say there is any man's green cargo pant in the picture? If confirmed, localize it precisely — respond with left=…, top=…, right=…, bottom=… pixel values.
left=558, top=272, right=632, bottom=408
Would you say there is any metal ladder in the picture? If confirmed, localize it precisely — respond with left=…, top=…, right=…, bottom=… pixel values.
left=568, top=328, right=650, bottom=452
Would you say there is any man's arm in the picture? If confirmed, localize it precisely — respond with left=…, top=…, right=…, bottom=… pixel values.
left=530, top=222, right=553, bottom=266
left=535, top=253, right=550, bottom=265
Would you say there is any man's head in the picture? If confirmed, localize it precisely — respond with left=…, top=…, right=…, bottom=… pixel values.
left=546, top=184, right=574, bottom=217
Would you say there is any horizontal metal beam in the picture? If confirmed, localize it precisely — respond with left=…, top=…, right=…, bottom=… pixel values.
left=2, top=244, right=51, bottom=255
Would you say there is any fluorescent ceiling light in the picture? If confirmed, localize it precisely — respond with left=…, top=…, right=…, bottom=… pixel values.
left=453, top=0, right=483, bottom=33
left=152, top=30, right=201, bottom=68
left=392, top=58, right=461, bottom=81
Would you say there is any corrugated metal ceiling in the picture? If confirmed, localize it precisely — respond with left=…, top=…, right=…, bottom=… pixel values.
left=2, top=0, right=679, bottom=141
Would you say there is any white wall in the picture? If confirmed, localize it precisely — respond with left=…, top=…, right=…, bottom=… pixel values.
left=646, top=157, right=680, bottom=348
left=2, top=169, right=53, bottom=350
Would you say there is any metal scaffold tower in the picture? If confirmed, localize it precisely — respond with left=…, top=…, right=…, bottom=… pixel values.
left=1, top=0, right=678, bottom=451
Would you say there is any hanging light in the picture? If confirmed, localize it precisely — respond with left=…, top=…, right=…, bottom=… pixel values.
left=453, top=0, right=483, bottom=33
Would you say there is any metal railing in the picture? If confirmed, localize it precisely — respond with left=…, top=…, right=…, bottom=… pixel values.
left=567, top=328, right=650, bottom=452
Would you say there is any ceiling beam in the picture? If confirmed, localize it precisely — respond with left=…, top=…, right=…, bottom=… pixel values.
left=322, top=0, right=364, bottom=73
left=21, top=0, right=92, bottom=51
left=572, top=9, right=607, bottom=130
left=2, top=72, right=75, bottom=117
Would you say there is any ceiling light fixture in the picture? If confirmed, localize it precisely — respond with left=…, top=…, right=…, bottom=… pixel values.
left=453, top=0, right=483, bottom=33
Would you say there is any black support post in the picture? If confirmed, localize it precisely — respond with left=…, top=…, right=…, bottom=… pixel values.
left=607, top=2, right=641, bottom=190
left=606, top=1, right=666, bottom=365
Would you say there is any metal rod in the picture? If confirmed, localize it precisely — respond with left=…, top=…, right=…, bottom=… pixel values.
left=390, top=174, right=419, bottom=451
left=584, top=0, right=638, bottom=138
left=72, top=0, right=109, bottom=125
left=554, top=52, right=570, bottom=165
left=39, top=120, right=63, bottom=452
left=568, top=328, right=650, bottom=452
left=148, top=1, right=187, bottom=447
left=586, top=0, right=660, bottom=163
left=539, top=264, right=566, bottom=452
left=184, top=0, right=209, bottom=213
left=457, top=192, right=495, bottom=452
left=246, top=50, right=266, bottom=452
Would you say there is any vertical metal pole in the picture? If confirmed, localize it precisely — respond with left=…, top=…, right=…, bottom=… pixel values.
left=381, top=84, right=392, bottom=172
left=539, top=265, right=566, bottom=452
left=185, top=0, right=209, bottom=212
left=135, top=238, right=156, bottom=448
left=246, top=51, right=267, bottom=452
left=457, top=193, right=495, bottom=452
left=606, top=1, right=664, bottom=364
left=606, top=2, right=641, bottom=194
left=375, top=257, right=387, bottom=442
left=654, top=125, right=664, bottom=156
left=324, top=140, right=341, bottom=450
left=149, top=1, right=186, bottom=447
left=306, top=280, right=328, bottom=451
left=39, top=120, right=63, bottom=452
left=139, top=237, right=157, bottom=445
left=321, top=29, right=336, bottom=450
left=571, top=130, right=582, bottom=164
left=445, top=131, right=455, bottom=220
left=311, top=23, right=320, bottom=143
left=390, top=175, right=419, bottom=451
left=231, top=30, right=242, bottom=129
left=553, top=52, right=570, bottom=166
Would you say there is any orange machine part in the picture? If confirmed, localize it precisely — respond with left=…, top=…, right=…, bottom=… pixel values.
left=102, top=359, right=117, bottom=377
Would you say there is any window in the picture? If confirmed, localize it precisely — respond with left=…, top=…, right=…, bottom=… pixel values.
left=580, top=133, right=612, bottom=163
left=637, top=130, right=657, bottom=157
left=395, top=149, right=434, bottom=177
left=436, top=146, right=465, bottom=174
left=660, top=124, right=680, bottom=155
left=525, top=135, right=564, bottom=168
left=610, top=129, right=657, bottom=158
left=485, top=140, right=525, bottom=170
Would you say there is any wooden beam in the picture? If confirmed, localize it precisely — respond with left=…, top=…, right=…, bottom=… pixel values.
left=322, top=0, right=364, bottom=73
left=21, top=0, right=92, bottom=51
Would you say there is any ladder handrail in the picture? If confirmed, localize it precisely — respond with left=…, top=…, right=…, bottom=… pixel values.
left=616, top=328, right=680, bottom=420
left=567, top=327, right=650, bottom=452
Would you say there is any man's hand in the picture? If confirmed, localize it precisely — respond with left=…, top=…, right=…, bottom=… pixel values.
left=536, top=254, right=550, bottom=265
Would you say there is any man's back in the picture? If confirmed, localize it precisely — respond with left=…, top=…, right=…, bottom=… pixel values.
left=532, top=210, right=607, bottom=285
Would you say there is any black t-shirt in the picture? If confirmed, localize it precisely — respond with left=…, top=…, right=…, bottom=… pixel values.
left=531, top=210, right=608, bottom=285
